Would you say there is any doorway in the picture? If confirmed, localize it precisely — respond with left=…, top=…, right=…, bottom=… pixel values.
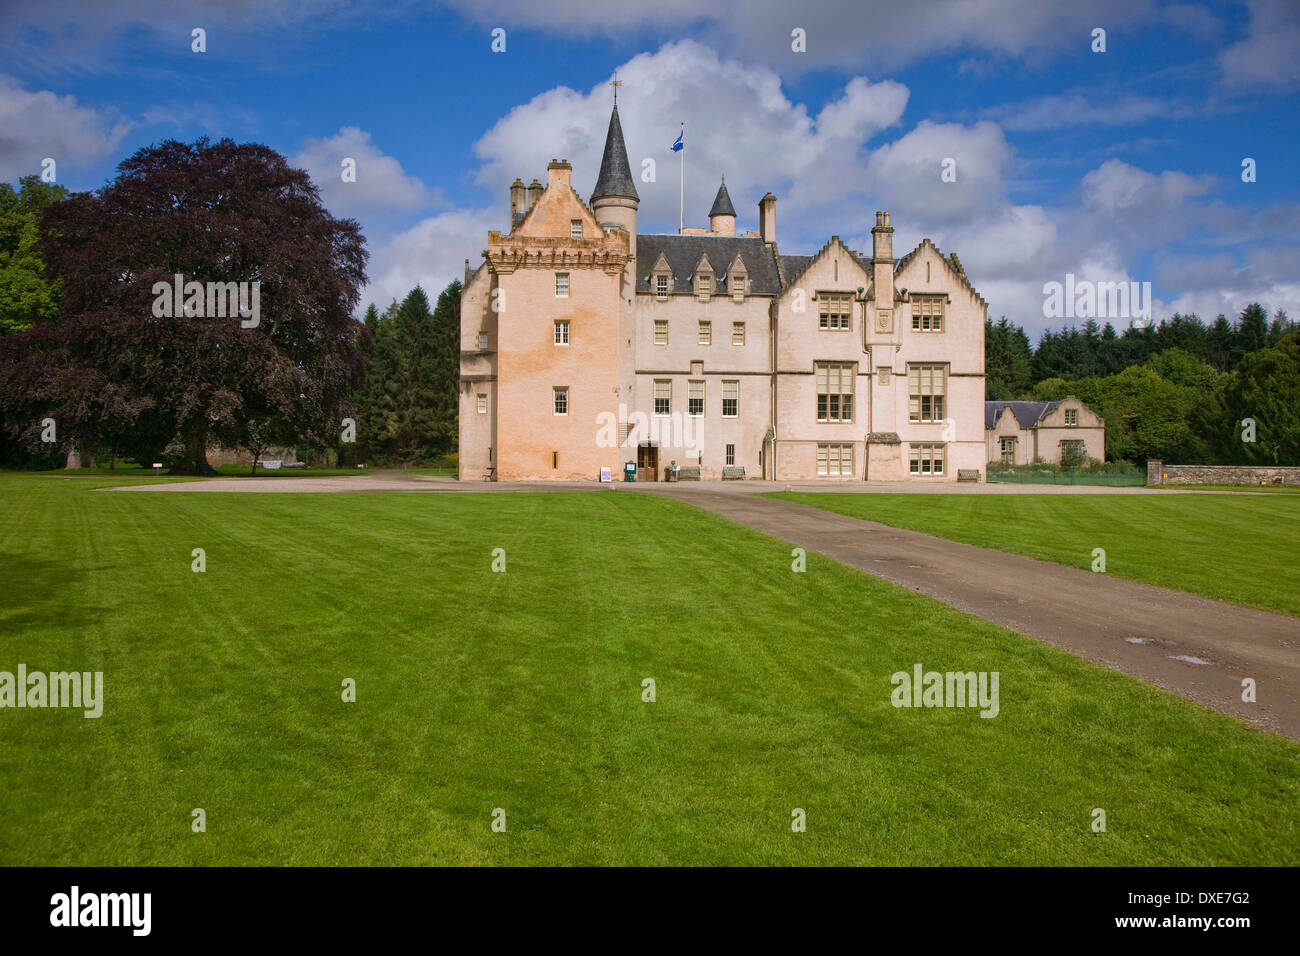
left=637, top=442, right=659, bottom=482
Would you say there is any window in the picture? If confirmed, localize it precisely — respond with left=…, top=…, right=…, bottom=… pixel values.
left=722, top=380, right=738, bottom=418
left=570, top=220, right=582, bottom=239
left=729, top=272, right=746, bottom=300
left=552, top=451, right=558, bottom=469
left=819, top=293, right=852, bottom=330
left=654, top=319, right=668, bottom=345
left=817, top=443, right=854, bottom=477
left=654, top=379, right=671, bottom=416
left=725, top=444, right=736, bottom=466
left=655, top=274, right=669, bottom=299
left=1061, top=439, right=1087, bottom=467
left=732, top=322, right=745, bottom=346
left=1064, top=408, right=1078, bottom=426
left=908, top=364, right=946, bottom=422
left=911, top=295, right=944, bottom=332
left=477, top=332, right=489, bottom=350
left=909, top=443, right=945, bottom=476
left=696, top=272, right=713, bottom=300
left=1000, top=436, right=1016, bottom=464
left=553, top=387, right=568, bottom=416
left=816, top=363, right=855, bottom=422
left=555, top=273, right=569, bottom=297
left=554, top=320, right=569, bottom=345
left=688, top=380, right=704, bottom=417
left=698, top=321, right=712, bottom=345
left=477, top=394, right=487, bottom=415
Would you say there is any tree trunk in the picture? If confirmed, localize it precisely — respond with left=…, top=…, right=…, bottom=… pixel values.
left=65, top=443, right=95, bottom=470
left=173, top=430, right=216, bottom=476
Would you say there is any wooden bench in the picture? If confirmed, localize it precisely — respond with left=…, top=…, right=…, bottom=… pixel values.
left=721, top=465, right=746, bottom=480
left=957, top=469, right=980, bottom=483
left=676, top=465, right=702, bottom=480
left=483, top=465, right=496, bottom=481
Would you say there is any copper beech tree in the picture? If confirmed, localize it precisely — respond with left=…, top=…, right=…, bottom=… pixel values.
left=0, top=138, right=367, bottom=473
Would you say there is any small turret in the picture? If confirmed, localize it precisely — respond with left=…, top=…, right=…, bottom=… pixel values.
left=708, top=178, right=736, bottom=236
left=590, top=104, right=639, bottom=252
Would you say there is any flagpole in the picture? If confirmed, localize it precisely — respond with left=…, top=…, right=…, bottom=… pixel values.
left=678, top=121, right=684, bottom=235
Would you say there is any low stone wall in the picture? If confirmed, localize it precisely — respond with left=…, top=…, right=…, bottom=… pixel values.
left=207, top=445, right=300, bottom=467
left=1147, top=460, right=1300, bottom=486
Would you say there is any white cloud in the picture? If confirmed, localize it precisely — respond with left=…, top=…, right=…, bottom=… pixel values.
left=292, top=127, right=438, bottom=217
left=862, top=120, right=1012, bottom=223
left=1158, top=247, right=1300, bottom=321
left=440, top=0, right=1159, bottom=73
left=364, top=41, right=1298, bottom=338
left=1220, top=0, right=1300, bottom=89
left=0, top=75, right=131, bottom=181
left=472, top=40, right=908, bottom=240
left=1081, top=159, right=1212, bottom=213
left=984, top=93, right=1192, bottom=132
left=363, top=207, right=499, bottom=311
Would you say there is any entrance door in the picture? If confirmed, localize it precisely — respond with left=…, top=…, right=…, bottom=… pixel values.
left=637, top=443, right=658, bottom=482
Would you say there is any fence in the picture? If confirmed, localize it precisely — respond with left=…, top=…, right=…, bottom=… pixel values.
left=986, top=463, right=1146, bottom=486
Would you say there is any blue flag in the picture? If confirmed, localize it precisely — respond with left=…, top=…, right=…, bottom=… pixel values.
left=670, top=129, right=683, bottom=152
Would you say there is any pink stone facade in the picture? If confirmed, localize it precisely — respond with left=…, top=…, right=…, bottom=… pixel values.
left=459, top=106, right=992, bottom=482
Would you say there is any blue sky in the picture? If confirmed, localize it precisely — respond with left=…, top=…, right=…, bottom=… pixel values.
left=2, top=0, right=1297, bottom=335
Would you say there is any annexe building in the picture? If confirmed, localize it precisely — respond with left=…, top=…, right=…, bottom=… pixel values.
left=985, top=398, right=1106, bottom=466
left=460, top=103, right=988, bottom=481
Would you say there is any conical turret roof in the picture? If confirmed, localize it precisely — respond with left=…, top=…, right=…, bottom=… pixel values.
left=709, top=178, right=736, bottom=217
left=591, top=105, right=639, bottom=203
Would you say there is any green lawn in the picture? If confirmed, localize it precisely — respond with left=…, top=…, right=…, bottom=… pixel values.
left=1154, top=484, right=1300, bottom=494
left=769, top=492, right=1300, bottom=617
left=1, top=473, right=1296, bottom=865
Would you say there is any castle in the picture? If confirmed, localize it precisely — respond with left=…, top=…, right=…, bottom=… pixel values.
left=459, top=102, right=989, bottom=481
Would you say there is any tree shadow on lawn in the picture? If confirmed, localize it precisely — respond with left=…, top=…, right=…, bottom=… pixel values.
left=0, top=552, right=107, bottom=635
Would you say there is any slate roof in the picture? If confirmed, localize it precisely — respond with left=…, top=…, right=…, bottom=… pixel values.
left=778, top=251, right=874, bottom=290
left=708, top=180, right=736, bottom=217
left=591, top=105, right=639, bottom=203
left=985, top=400, right=1059, bottom=430
left=778, top=255, right=813, bottom=281
left=636, top=234, right=782, bottom=294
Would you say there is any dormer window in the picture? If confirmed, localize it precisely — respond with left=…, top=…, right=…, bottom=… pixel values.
left=726, top=252, right=748, bottom=302
left=650, top=252, right=673, bottom=299
left=729, top=272, right=747, bottom=301
left=1065, top=409, right=1078, bottom=426
left=695, top=271, right=713, bottom=301
left=570, top=220, right=582, bottom=239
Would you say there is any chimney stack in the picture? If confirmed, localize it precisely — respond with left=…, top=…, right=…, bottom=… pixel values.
left=872, top=210, right=894, bottom=261
left=527, top=178, right=543, bottom=209
left=546, top=158, right=572, bottom=190
left=871, top=210, right=895, bottom=314
left=759, top=192, right=777, bottom=245
left=510, top=178, right=526, bottom=229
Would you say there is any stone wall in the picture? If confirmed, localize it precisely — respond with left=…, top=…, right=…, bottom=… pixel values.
left=207, top=445, right=300, bottom=467
left=1147, top=460, right=1300, bottom=486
